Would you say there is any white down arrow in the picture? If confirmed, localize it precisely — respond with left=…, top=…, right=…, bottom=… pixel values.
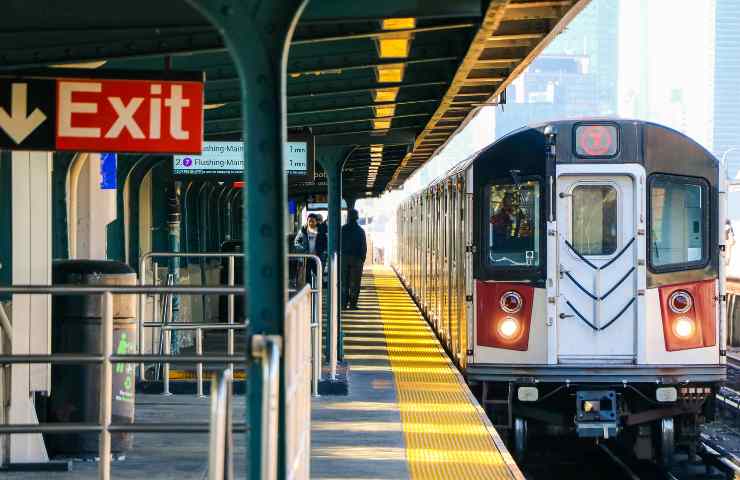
left=0, top=83, right=47, bottom=144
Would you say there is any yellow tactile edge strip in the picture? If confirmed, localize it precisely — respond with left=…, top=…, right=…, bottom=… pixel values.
left=374, top=265, right=525, bottom=479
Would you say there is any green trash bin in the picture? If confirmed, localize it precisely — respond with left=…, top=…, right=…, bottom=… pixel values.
left=46, top=260, right=138, bottom=456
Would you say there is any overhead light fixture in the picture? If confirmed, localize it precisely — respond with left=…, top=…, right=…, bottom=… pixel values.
left=204, top=103, right=227, bottom=110
left=376, top=64, right=405, bottom=83
left=373, top=87, right=399, bottom=103
left=373, top=119, right=392, bottom=130
left=374, top=105, right=396, bottom=118
left=378, top=38, right=411, bottom=58
left=370, top=145, right=383, bottom=153
left=51, top=60, right=107, bottom=69
left=382, top=18, right=416, bottom=30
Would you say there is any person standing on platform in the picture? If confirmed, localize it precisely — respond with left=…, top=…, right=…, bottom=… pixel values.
left=341, top=209, right=366, bottom=309
left=294, top=213, right=323, bottom=284
left=315, top=214, right=328, bottom=281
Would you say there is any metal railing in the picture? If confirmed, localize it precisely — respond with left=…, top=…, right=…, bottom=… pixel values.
left=139, top=251, right=325, bottom=397
left=139, top=252, right=243, bottom=380
left=143, top=321, right=248, bottom=398
left=0, top=285, right=248, bottom=480
left=289, top=254, right=323, bottom=395
left=208, top=368, right=234, bottom=480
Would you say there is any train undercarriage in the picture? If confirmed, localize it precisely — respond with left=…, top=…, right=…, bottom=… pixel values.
left=469, top=369, right=723, bottom=465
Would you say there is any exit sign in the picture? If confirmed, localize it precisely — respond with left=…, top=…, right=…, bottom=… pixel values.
left=0, top=74, right=204, bottom=154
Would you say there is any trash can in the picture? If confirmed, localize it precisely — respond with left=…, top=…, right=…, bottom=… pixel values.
left=46, top=260, right=138, bottom=456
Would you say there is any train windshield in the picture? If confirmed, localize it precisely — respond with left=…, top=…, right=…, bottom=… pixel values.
left=649, top=175, right=707, bottom=269
left=488, top=180, right=540, bottom=267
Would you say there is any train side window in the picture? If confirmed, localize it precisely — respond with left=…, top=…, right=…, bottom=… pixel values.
left=571, top=185, right=618, bottom=256
left=488, top=180, right=540, bottom=267
left=649, top=175, right=708, bottom=270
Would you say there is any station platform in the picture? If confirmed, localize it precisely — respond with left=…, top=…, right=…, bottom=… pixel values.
left=311, top=265, right=523, bottom=479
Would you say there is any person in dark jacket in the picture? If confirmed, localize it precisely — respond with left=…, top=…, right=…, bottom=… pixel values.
left=341, top=209, right=366, bottom=309
left=294, top=214, right=327, bottom=284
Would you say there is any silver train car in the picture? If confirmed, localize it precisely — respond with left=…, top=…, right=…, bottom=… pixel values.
left=395, top=118, right=728, bottom=462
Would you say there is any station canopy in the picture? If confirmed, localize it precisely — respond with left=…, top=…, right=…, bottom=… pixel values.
left=1, top=0, right=586, bottom=197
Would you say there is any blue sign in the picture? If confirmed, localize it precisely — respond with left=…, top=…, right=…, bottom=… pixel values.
left=100, top=153, right=117, bottom=190
left=288, top=199, right=297, bottom=215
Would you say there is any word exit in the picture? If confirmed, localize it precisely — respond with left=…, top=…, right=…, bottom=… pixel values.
left=0, top=76, right=204, bottom=154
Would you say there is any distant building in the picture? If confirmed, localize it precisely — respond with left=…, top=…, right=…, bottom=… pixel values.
left=495, top=1, right=619, bottom=137
left=714, top=0, right=740, bottom=178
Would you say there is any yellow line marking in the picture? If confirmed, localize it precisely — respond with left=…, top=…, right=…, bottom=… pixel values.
left=370, top=265, right=524, bottom=479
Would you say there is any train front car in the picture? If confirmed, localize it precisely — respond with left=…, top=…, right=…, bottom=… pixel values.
left=395, top=118, right=726, bottom=464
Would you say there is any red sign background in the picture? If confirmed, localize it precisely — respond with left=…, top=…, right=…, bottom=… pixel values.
left=55, top=78, right=203, bottom=154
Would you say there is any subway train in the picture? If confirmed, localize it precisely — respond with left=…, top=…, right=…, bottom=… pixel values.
left=394, top=119, right=728, bottom=463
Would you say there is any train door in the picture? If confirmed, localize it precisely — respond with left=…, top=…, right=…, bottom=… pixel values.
left=556, top=168, right=638, bottom=362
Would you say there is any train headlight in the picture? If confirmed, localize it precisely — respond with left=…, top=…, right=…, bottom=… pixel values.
left=672, top=317, right=695, bottom=339
left=668, top=290, right=693, bottom=314
left=518, top=386, right=539, bottom=402
left=500, top=291, right=523, bottom=314
left=498, top=317, right=520, bottom=339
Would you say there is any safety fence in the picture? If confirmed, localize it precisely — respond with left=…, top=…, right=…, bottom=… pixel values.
left=285, top=285, right=312, bottom=480
left=0, top=274, right=318, bottom=479
left=138, top=252, right=324, bottom=397
left=0, top=285, right=247, bottom=480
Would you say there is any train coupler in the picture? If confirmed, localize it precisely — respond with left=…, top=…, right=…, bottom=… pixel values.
left=575, top=390, right=619, bottom=439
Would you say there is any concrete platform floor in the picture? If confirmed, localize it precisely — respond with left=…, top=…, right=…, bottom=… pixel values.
left=3, top=394, right=246, bottom=479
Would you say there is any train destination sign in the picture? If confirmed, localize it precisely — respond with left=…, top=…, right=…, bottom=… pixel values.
left=172, top=137, right=315, bottom=182
left=0, top=75, right=204, bottom=154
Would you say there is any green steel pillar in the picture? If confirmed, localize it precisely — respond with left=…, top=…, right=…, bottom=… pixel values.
left=185, top=1, right=307, bottom=479
left=317, top=146, right=354, bottom=364
left=167, top=181, right=182, bottom=352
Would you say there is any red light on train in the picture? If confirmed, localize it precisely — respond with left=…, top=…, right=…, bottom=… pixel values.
left=500, top=291, right=523, bottom=314
left=476, top=282, right=532, bottom=351
left=668, top=290, right=692, bottom=314
left=659, top=281, right=715, bottom=351
left=575, top=124, right=618, bottom=157
left=232, top=181, right=244, bottom=189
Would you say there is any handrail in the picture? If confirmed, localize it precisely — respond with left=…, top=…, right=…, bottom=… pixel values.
left=138, top=251, right=247, bottom=380
left=0, top=287, right=251, bottom=480
left=289, top=253, right=323, bottom=395
left=208, top=368, right=234, bottom=480
left=251, top=334, right=282, bottom=480
left=138, top=251, right=324, bottom=395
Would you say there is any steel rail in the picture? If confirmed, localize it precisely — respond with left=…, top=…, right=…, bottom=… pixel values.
left=252, top=335, right=282, bottom=480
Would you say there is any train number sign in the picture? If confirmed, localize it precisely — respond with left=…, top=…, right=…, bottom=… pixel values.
left=0, top=76, right=203, bottom=154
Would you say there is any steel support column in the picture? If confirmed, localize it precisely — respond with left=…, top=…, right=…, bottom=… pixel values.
left=318, top=146, right=354, bottom=366
left=185, top=1, right=307, bottom=479
left=167, top=182, right=182, bottom=352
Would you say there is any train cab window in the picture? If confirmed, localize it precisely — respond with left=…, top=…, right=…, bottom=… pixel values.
left=571, top=185, right=618, bottom=256
left=488, top=181, right=540, bottom=267
left=649, top=175, right=708, bottom=270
